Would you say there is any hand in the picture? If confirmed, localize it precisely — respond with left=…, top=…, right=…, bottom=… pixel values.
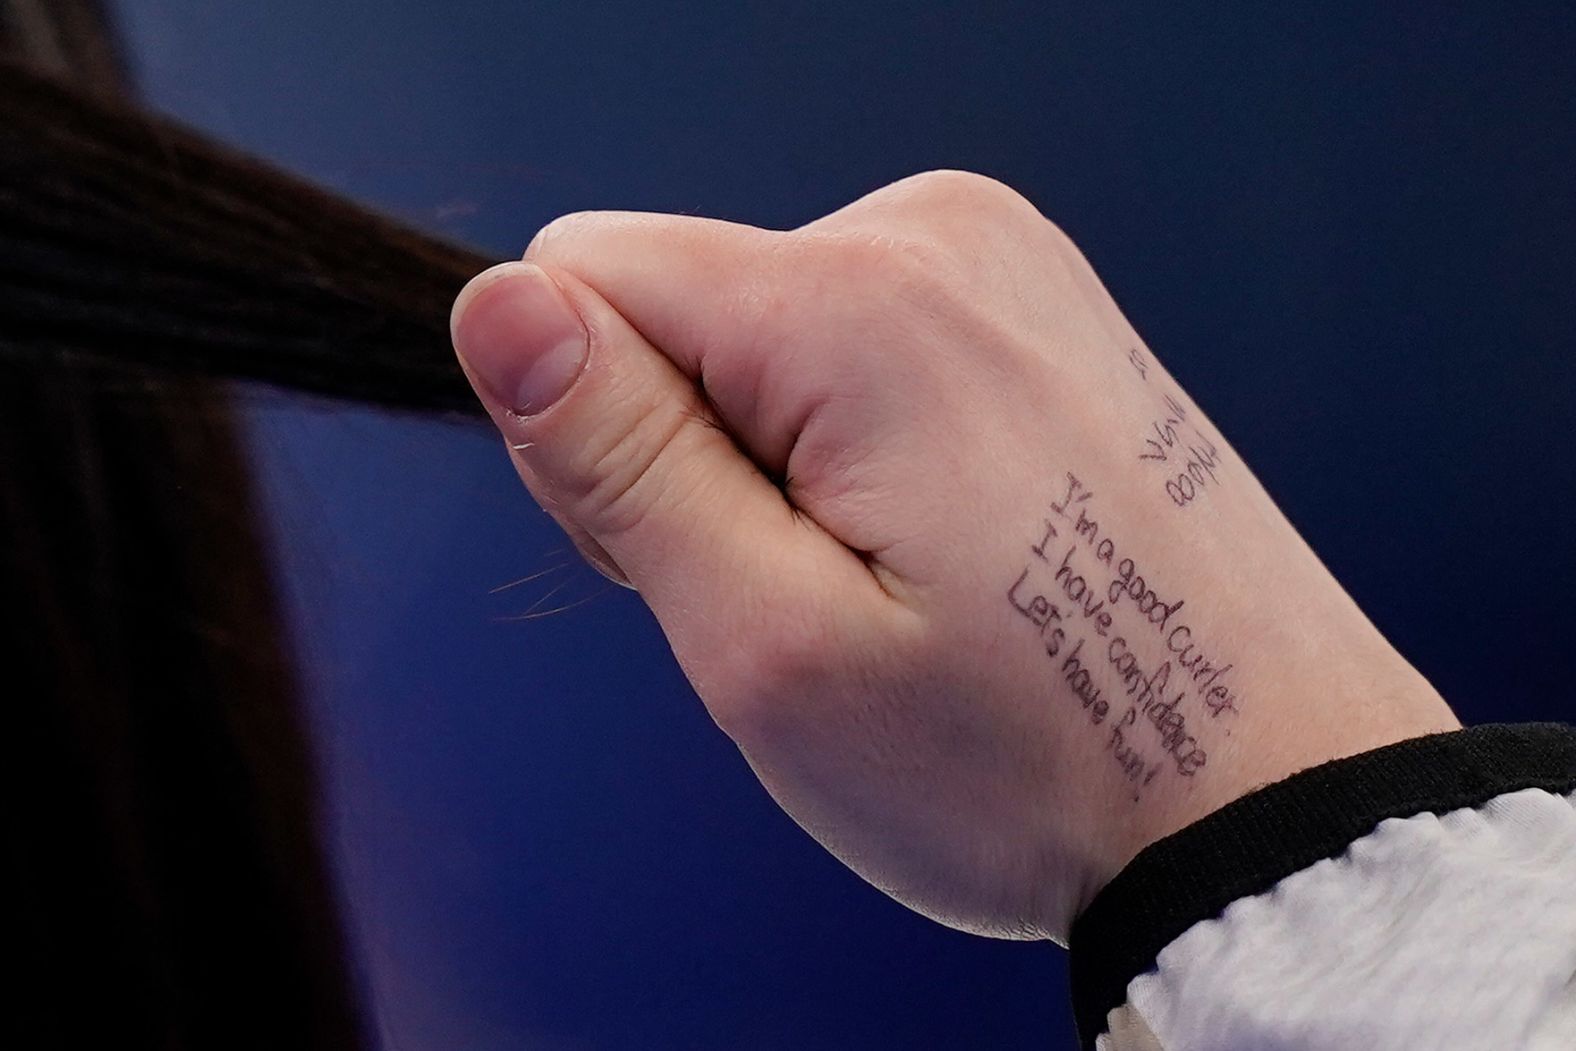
left=449, top=170, right=1459, bottom=942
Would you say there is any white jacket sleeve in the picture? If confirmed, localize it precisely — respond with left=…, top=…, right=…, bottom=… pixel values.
left=1068, top=722, right=1576, bottom=1051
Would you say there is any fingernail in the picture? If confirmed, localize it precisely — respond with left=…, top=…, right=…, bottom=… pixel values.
left=573, top=534, right=637, bottom=591
left=451, top=261, right=588, bottom=417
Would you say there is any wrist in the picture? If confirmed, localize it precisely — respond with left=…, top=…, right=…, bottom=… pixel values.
left=1074, top=647, right=1460, bottom=922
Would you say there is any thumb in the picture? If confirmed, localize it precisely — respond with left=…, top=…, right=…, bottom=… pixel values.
left=449, top=260, right=883, bottom=690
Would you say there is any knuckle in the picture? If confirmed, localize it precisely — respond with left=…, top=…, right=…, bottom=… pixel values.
left=800, top=171, right=1064, bottom=294
left=889, top=168, right=1033, bottom=217
left=708, top=619, right=828, bottom=744
left=524, top=209, right=603, bottom=257
left=752, top=623, right=826, bottom=696
left=883, top=170, right=1080, bottom=264
left=556, top=393, right=704, bottom=538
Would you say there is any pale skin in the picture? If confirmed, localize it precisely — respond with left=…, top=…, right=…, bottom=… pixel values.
left=449, top=169, right=1461, bottom=945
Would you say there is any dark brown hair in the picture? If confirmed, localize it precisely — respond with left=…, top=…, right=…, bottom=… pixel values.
left=2, top=4, right=491, bottom=1045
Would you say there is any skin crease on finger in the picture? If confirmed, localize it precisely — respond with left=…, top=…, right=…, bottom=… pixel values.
left=476, top=170, right=1463, bottom=944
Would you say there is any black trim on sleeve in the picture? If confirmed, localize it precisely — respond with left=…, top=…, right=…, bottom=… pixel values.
left=1067, top=721, right=1576, bottom=1050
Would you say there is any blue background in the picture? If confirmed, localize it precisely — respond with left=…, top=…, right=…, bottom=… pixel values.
left=114, top=3, right=1575, bottom=1048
